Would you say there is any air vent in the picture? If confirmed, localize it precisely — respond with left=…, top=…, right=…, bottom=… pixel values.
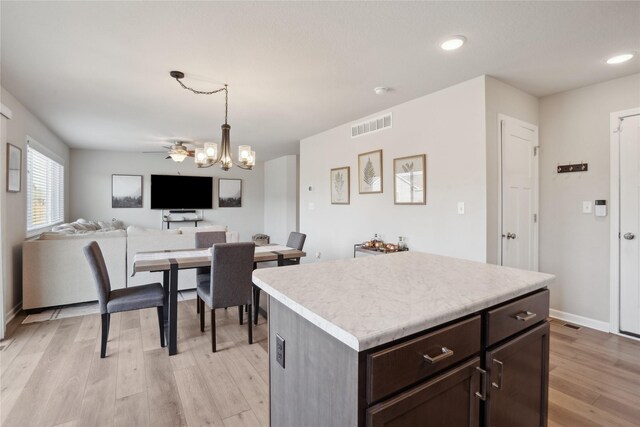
left=351, top=113, right=392, bottom=138
left=563, top=323, right=581, bottom=330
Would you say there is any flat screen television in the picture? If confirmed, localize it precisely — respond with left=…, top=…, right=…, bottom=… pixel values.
left=150, top=174, right=213, bottom=209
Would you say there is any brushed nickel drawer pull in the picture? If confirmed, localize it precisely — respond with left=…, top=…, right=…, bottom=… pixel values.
left=423, top=347, right=454, bottom=364
left=492, top=359, right=504, bottom=390
left=514, top=311, right=536, bottom=321
left=475, top=367, right=487, bottom=401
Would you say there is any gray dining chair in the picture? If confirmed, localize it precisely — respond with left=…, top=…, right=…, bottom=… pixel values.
left=197, top=242, right=255, bottom=352
left=253, top=231, right=306, bottom=324
left=195, top=231, right=227, bottom=314
left=83, top=241, right=165, bottom=358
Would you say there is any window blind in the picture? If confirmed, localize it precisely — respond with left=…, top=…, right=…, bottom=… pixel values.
left=27, top=145, right=64, bottom=231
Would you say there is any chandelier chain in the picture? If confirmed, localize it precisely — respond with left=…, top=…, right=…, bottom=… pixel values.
left=173, top=77, right=229, bottom=124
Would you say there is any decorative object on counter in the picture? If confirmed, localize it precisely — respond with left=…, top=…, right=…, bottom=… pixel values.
left=330, top=166, right=350, bottom=204
left=169, top=70, right=255, bottom=170
left=353, top=241, right=408, bottom=257
left=556, top=162, right=588, bottom=173
left=358, top=149, right=383, bottom=194
left=398, top=236, right=407, bottom=250
left=6, top=143, right=21, bottom=192
left=252, top=233, right=270, bottom=245
left=218, top=178, right=242, bottom=207
left=394, top=154, right=426, bottom=204
left=112, top=175, right=143, bottom=208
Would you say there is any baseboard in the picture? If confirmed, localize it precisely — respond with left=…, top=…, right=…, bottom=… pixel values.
left=549, top=308, right=609, bottom=333
left=5, top=301, right=23, bottom=325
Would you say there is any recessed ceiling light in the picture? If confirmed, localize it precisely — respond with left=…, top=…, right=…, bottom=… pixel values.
left=606, top=53, right=634, bottom=64
left=374, top=87, right=390, bottom=95
left=441, top=36, right=466, bottom=51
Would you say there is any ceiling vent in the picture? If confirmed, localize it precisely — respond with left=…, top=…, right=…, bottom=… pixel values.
left=351, top=113, right=392, bottom=138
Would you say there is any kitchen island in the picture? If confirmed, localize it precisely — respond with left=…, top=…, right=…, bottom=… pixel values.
left=252, top=252, right=554, bottom=427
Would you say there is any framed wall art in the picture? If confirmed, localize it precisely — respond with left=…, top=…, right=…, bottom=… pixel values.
left=394, top=154, right=426, bottom=205
left=358, top=149, right=383, bottom=194
left=219, top=178, right=242, bottom=207
left=112, top=174, right=143, bottom=208
left=330, top=166, right=350, bottom=204
left=6, top=143, right=22, bottom=192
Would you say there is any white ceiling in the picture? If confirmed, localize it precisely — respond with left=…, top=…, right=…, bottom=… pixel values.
left=1, top=1, right=639, bottom=161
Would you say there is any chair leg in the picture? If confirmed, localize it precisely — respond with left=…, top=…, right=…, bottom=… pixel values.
left=211, top=309, right=216, bottom=353
left=200, top=300, right=205, bottom=332
left=100, top=313, right=110, bottom=358
left=238, top=305, right=243, bottom=325
left=248, top=304, right=253, bottom=345
left=196, top=295, right=200, bottom=314
left=254, top=287, right=261, bottom=325
left=157, top=306, right=165, bottom=348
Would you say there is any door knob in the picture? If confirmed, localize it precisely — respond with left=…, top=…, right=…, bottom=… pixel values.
left=624, top=232, right=635, bottom=240
left=506, top=232, right=517, bottom=240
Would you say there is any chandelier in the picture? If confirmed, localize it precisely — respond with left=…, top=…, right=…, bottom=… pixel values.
left=170, top=71, right=255, bottom=170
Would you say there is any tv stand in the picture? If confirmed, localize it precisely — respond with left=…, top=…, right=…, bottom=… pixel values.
left=161, top=209, right=204, bottom=229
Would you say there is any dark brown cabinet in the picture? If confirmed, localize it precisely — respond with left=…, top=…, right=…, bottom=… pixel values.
left=485, top=322, right=550, bottom=427
left=362, top=289, right=549, bottom=427
left=367, top=358, right=483, bottom=427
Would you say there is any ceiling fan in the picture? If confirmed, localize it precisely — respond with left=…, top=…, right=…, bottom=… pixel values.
left=164, top=141, right=195, bottom=162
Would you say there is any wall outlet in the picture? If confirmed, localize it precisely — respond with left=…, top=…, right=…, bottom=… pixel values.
left=315, top=251, right=322, bottom=259
left=457, top=202, right=465, bottom=215
left=582, top=201, right=592, bottom=214
left=276, top=334, right=285, bottom=368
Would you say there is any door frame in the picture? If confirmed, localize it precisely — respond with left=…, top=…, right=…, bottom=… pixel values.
left=609, top=107, right=640, bottom=336
left=497, top=114, right=539, bottom=270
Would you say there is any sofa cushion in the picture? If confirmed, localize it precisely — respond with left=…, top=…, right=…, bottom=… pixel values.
left=179, top=225, right=227, bottom=234
left=39, top=229, right=126, bottom=240
left=126, top=225, right=181, bottom=235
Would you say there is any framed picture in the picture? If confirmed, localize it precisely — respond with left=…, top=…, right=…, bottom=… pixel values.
left=219, top=178, right=242, bottom=207
left=112, top=174, right=143, bottom=208
left=330, top=166, right=350, bottom=204
left=358, top=149, right=383, bottom=194
left=394, top=154, right=426, bottom=205
left=6, top=143, right=21, bottom=192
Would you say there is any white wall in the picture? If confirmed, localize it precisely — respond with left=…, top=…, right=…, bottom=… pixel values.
left=539, top=73, right=640, bottom=325
left=300, top=76, right=487, bottom=262
left=264, top=155, right=298, bottom=245
left=485, top=76, right=540, bottom=264
left=69, top=149, right=265, bottom=241
left=1, top=86, right=71, bottom=321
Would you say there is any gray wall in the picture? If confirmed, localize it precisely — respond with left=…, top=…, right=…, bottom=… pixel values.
left=69, top=149, right=265, bottom=241
left=300, top=76, right=488, bottom=263
left=539, top=72, right=640, bottom=325
left=1, top=86, right=71, bottom=322
left=263, top=155, right=298, bottom=244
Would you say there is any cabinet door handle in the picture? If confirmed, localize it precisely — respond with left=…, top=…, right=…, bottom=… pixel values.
left=492, top=359, right=504, bottom=390
left=423, top=347, right=454, bottom=364
left=475, top=367, right=487, bottom=401
left=514, top=311, right=537, bottom=321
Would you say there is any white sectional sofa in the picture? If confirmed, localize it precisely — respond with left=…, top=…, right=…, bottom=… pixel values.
left=22, top=223, right=239, bottom=310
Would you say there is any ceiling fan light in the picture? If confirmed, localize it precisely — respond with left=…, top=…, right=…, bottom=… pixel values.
left=169, top=152, right=187, bottom=162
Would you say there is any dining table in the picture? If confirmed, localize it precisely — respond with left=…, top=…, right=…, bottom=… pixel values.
left=133, top=244, right=306, bottom=355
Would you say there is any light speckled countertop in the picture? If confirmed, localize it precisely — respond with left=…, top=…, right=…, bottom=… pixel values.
left=252, top=252, right=554, bottom=352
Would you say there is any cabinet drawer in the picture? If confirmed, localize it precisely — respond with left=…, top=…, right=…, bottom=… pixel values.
left=486, top=289, right=549, bottom=347
left=367, top=315, right=481, bottom=404
left=366, top=357, right=482, bottom=427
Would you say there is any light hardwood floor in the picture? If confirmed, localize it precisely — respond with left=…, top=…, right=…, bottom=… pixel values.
left=2, top=308, right=640, bottom=427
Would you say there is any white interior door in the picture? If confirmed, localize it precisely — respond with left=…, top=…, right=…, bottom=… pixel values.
left=620, top=114, right=640, bottom=336
left=500, top=116, right=538, bottom=271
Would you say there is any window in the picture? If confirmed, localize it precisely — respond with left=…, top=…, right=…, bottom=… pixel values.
left=26, top=142, right=64, bottom=232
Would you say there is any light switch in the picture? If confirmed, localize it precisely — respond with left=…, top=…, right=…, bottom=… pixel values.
left=582, top=201, right=592, bottom=214
left=457, top=202, right=465, bottom=215
left=308, top=202, right=315, bottom=211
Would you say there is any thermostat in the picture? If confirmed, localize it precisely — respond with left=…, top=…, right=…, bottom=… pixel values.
left=595, top=200, right=607, bottom=217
